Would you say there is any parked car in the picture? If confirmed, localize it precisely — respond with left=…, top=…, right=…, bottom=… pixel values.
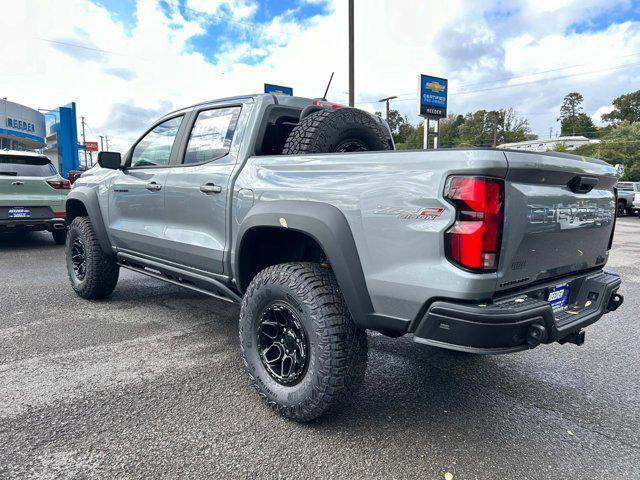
left=616, top=181, right=638, bottom=216
left=0, top=150, right=69, bottom=244
left=64, top=94, right=623, bottom=421
left=631, top=183, right=640, bottom=217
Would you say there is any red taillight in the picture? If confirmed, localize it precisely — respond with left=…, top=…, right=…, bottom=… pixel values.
left=47, top=179, right=71, bottom=190
left=444, top=176, right=504, bottom=272
left=53, top=212, right=67, bottom=218
left=313, top=100, right=347, bottom=109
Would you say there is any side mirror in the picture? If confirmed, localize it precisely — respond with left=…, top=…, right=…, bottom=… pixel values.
left=97, top=151, right=122, bottom=170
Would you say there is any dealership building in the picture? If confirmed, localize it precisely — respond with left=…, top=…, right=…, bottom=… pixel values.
left=1, top=98, right=81, bottom=176
left=0, top=99, right=46, bottom=151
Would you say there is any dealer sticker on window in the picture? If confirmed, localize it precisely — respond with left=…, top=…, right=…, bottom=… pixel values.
left=548, top=284, right=571, bottom=311
left=8, top=207, right=31, bottom=218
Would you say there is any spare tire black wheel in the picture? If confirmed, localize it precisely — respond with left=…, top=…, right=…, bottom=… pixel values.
left=282, top=108, right=392, bottom=155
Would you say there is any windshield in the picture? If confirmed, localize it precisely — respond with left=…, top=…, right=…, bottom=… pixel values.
left=0, top=156, right=57, bottom=177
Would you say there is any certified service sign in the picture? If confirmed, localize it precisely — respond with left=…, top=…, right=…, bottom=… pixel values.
left=419, top=74, right=448, bottom=118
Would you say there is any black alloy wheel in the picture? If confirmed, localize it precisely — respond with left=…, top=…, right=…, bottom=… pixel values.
left=71, top=237, right=87, bottom=281
left=258, top=302, right=309, bottom=386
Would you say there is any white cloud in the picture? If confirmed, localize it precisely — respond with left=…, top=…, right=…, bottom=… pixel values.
left=0, top=0, right=638, bottom=152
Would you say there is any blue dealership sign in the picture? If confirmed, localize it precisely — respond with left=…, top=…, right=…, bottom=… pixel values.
left=264, top=83, right=293, bottom=96
left=419, top=74, right=447, bottom=118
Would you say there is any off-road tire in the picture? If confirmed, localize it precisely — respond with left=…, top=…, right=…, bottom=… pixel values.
left=65, top=216, right=119, bottom=299
left=617, top=201, right=626, bottom=217
left=239, top=262, right=368, bottom=422
left=282, top=108, right=392, bottom=155
left=52, top=228, right=67, bottom=245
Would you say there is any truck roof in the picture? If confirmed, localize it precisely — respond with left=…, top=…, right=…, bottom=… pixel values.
left=162, top=93, right=315, bottom=118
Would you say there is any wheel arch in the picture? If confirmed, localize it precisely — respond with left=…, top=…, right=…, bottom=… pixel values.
left=234, top=201, right=374, bottom=327
left=66, top=187, right=113, bottom=254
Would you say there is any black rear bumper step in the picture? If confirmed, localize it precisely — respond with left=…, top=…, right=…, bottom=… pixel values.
left=412, top=270, right=622, bottom=354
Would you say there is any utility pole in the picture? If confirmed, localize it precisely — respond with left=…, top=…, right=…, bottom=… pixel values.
left=105, top=135, right=110, bottom=152
left=80, top=116, right=87, bottom=168
left=99, top=135, right=104, bottom=151
left=348, top=0, right=354, bottom=107
left=378, top=96, right=397, bottom=121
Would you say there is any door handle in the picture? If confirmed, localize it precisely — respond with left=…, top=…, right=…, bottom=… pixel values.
left=12, top=181, right=24, bottom=186
left=200, top=183, right=222, bottom=194
left=146, top=181, right=162, bottom=192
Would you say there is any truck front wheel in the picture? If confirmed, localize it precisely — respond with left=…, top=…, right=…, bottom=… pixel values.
left=239, top=262, right=368, bottom=422
left=65, top=216, right=120, bottom=299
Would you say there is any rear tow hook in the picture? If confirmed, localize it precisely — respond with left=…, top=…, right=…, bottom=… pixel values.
left=607, top=292, right=624, bottom=312
left=558, top=330, right=586, bottom=347
left=526, top=324, right=547, bottom=348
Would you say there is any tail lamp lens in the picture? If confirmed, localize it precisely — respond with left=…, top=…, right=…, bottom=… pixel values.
left=47, top=179, right=71, bottom=190
left=444, top=176, right=504, bottom=272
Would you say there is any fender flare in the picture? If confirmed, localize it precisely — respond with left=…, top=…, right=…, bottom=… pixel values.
left=234, top=201, right=374, bottom=327
left=66, top=187, right=113, bottom=254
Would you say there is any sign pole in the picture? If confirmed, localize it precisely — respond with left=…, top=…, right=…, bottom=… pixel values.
left=433, top=118, right=439, bottom=149
left=423, top=118, right=429, bottom=150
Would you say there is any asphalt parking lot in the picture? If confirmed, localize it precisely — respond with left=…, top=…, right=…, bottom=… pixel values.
left=0, top=219, right=639, bottom=480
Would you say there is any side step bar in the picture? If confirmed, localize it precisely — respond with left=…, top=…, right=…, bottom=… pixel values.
left=117, top=252, right=241, bottom=304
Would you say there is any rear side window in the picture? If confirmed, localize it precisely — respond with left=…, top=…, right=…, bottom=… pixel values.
left=0, top=156, right=56, bottom=177
left=131, top=116, right=183, bottom=167
left=183, top=107, right=241, bottom=164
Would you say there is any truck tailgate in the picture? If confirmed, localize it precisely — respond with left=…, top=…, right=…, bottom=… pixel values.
left=497, top=151, right=618, bottom=291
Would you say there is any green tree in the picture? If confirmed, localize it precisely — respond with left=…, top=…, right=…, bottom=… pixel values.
left=457, top=109, right=531, bottom=147
left=375, top=109, right=410, bottom=144
left=558, top=92, right=597, bottom=138
left=574, top=121, right=640, bottom=181
left=602, top=90, right=640, bottom=124
left=439, top=114, right=465, bottom=148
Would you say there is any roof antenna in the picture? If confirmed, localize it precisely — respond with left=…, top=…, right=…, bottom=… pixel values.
left=322, top=72, right=334, bottom=101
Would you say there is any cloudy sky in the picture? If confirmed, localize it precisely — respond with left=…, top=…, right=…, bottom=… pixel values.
left=2, top=0, right=640, bottom=152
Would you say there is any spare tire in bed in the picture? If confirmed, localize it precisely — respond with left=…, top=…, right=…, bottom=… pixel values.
left=282, top=107, right=392, bottom=154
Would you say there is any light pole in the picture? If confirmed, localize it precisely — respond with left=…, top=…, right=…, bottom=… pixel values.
left=378, top=96, right=397, bottom=121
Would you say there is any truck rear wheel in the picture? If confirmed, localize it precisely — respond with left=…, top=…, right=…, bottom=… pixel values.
left=282, top=108, right=392, bottom=155
left=239, top=262, right=368, bottom=422
left=65, top=216, right=120, bottom=299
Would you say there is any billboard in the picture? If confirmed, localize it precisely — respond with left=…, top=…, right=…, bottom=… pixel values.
left=264, top=83, right=293, bottom=96
left=419, top=74, right=448, bottom=118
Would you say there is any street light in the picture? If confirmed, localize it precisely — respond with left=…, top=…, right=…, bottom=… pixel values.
left=378, top=96, right=398, bottom=121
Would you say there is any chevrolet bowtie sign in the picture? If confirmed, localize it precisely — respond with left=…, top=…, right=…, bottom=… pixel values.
left=419, top=74, right=448, bottom=118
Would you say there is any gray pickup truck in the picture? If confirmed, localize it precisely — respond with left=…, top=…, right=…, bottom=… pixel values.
left=65, top=94, right=624, bottom=421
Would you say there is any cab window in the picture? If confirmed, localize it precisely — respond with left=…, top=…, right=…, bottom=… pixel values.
left=131, top=116, right=183, bottom=167
left=183, top=107, right=241, bottom=164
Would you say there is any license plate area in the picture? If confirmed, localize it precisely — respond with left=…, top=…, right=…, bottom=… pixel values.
left=8, top=207, right=31, bottom=218
left=547, top=284, right=571, bottom=311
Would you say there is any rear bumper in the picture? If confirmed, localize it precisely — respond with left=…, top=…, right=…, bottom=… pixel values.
left=0, top=217, right=66, bottom=231
left=412, top=270, right=623, bottom=354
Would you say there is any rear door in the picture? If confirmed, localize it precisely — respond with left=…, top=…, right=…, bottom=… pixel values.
left=161, top=104, right=243, bottom=274
left=497, top=151, right=618, bottom=291
left=108, top=115, right=186, bottom=257
left=0, top=155, right=64, bottom=220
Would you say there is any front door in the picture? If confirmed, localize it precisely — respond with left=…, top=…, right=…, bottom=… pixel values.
left=108, top=115, right=184, bottom=258
left=162, top=105, right=242, bottom=274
